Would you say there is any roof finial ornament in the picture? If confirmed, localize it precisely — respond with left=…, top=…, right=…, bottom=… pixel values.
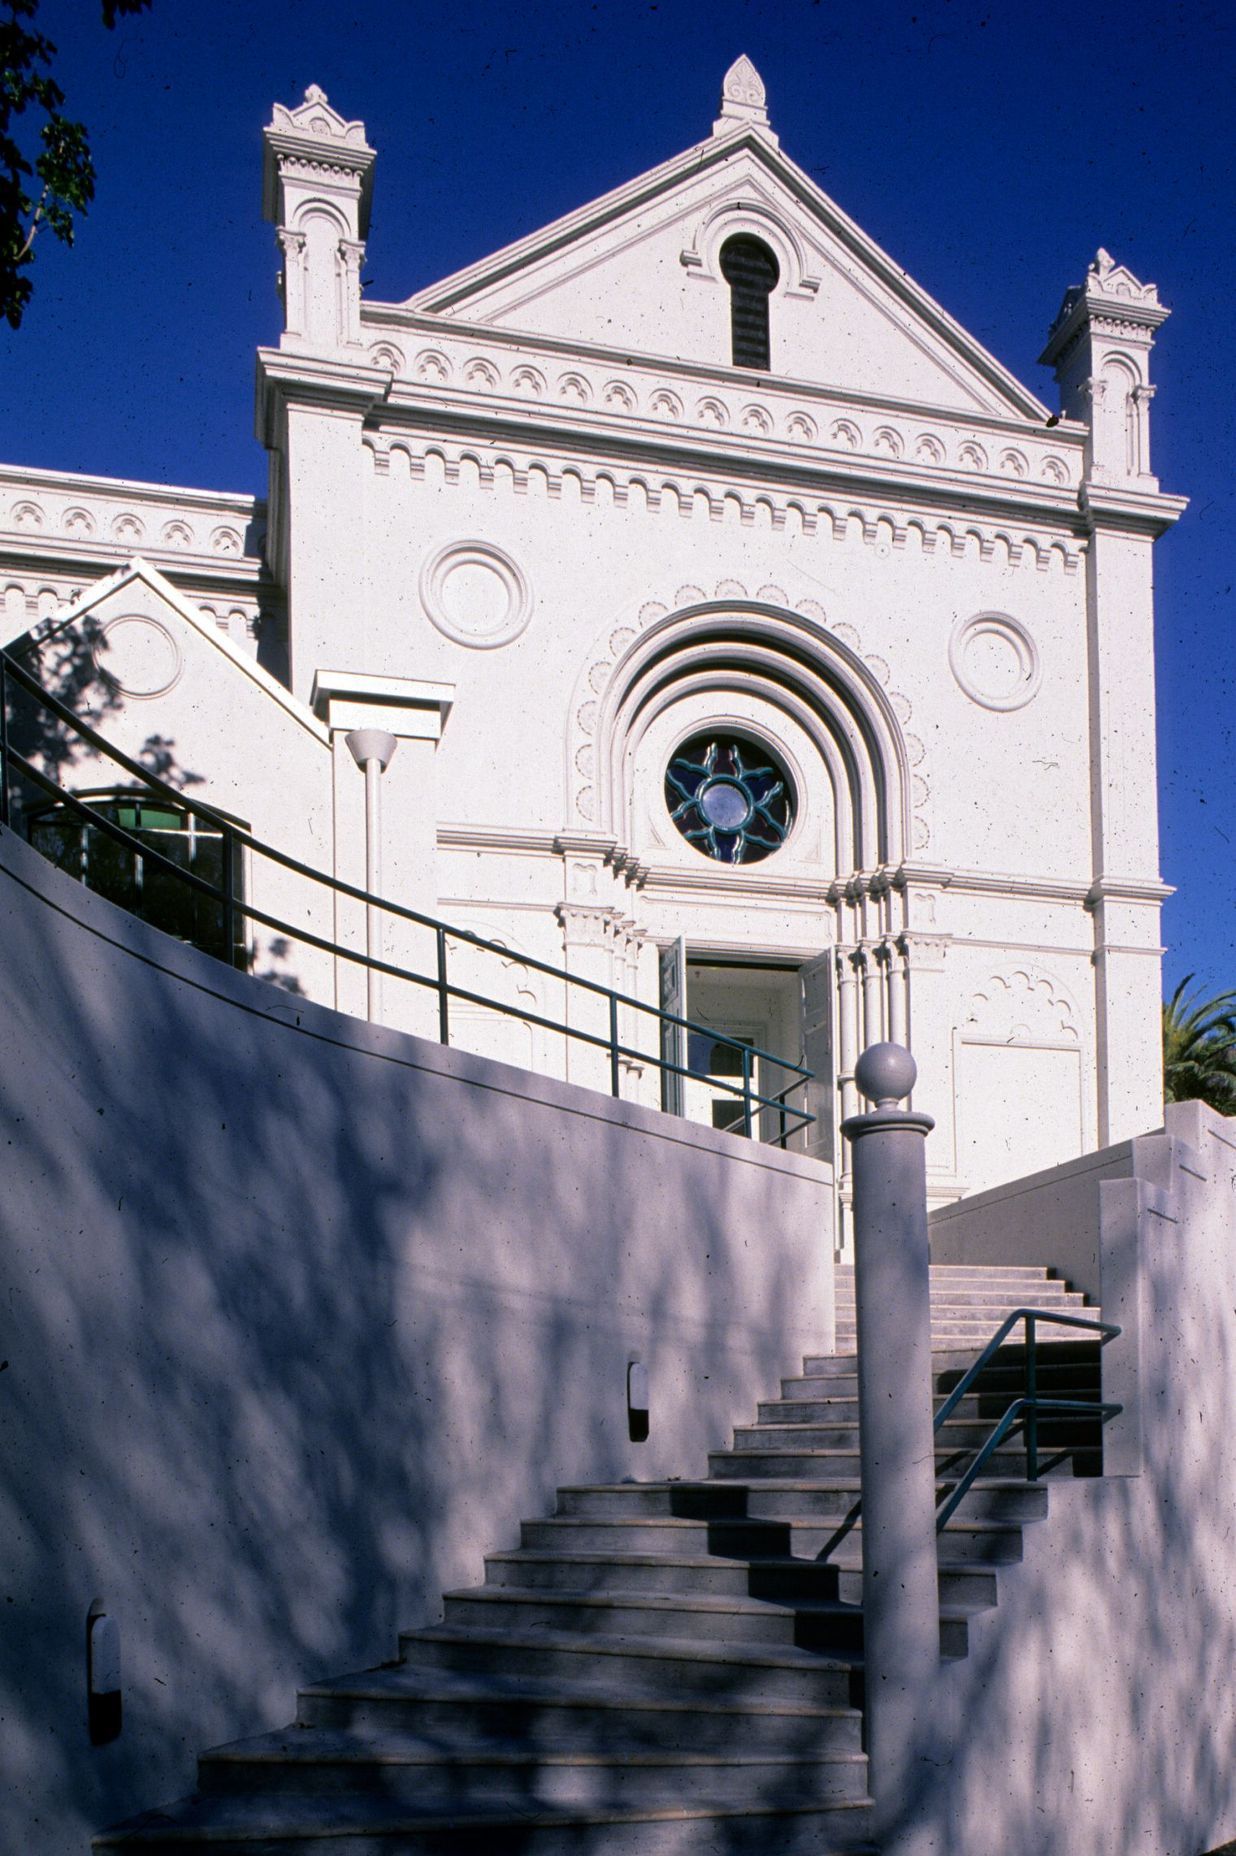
left=715, top=54, right=775, bottom=140
left=304, top=83, right=328, bottom=106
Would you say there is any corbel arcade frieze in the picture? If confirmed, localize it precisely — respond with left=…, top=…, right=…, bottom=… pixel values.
left=367, top=435, right=1086, bottom=578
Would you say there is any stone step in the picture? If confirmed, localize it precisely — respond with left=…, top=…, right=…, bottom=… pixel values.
left=833, top=1318, right=1093, bottom=1343
left=486, top=1548, right=841, bottom=1603
left=484, top=1548, right=1000, bottom=1613
left=734, top=1413, right=1101, bottom=1455
left=554, top=1476, right=1050, bottom=1525
left=398, top=1625, right=864, bottom=1707
left=760, top=1388, right=1099, bottom=1423
left=837, top=1265, right=1065, bottom=1287
left=196, top=1726, right=871, bottom=1809
left=734, top=1477, right=1046, bottom=1521
left=521, top=1512, right=1025, bottom=1566
left=531, top=1512, right=796, bottom=1558
left=732, top=1416, right=1094, bottom=1454
left=804, top=1332, right=1102, bottom=1375
left=93, top=1787, right=879, bottom=1853
left=833, top=1285, right=1087, bottom=1308
left=297, top=1664, right=863, bottom=1755
left=710, top=1445, right=1030, bottom=1482
left=438, top=1585, right=976, bottom=1663
left=778, top=1381, right=1099, bottom=1411
left=827, top=1314, right=1098, bottom=1343
left=555, top=1481, right=753, bottom=1520
left=440, top=1583, right=864, bottom=1651
left=782, top=1357, right=1101, bottom=1402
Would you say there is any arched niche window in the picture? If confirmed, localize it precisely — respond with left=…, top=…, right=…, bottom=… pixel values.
left=719, top=234, right=780, bottom=370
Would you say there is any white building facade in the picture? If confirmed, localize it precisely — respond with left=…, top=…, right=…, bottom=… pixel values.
left=0, top=60, right=1185, bottom=1237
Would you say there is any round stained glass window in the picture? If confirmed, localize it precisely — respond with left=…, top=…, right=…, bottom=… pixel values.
left=665, top=734, right=794, bottom=865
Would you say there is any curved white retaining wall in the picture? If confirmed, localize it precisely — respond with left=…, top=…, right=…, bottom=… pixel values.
left=0, top=826, right=834, bottom=1853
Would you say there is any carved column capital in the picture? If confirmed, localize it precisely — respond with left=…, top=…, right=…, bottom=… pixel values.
left=555, top=902, right=616, bottom=949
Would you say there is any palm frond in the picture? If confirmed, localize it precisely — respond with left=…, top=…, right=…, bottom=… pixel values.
left=1164, top=975, right=1236, bottom=1112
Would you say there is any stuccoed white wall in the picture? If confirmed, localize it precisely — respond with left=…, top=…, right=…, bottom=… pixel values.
left=130, top=351, right=1130, bottom=1200
left=0, top=824, right=833, bottom=1856
left=282, top=410, right=1101, bottom=1197
left=0, top=465, right=272, bottom=667
left=354, top=452, right=1093, bottom=875
left=17, top=565, right=328, bottom=857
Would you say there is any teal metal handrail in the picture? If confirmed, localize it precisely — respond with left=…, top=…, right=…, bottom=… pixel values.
left=0, top=648, right=813, bottom=1141
left=933, top=1307, right=1121, bottom=1531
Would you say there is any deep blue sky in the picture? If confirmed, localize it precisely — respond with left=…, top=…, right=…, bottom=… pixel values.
left=4, top=0, right=1233, bottom=997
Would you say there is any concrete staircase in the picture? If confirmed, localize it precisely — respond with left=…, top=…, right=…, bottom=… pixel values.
left=94, top=1265, right=1105, bottom=1855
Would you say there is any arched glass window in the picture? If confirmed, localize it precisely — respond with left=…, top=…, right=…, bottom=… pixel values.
left=719, top=234, right=780, bottom=370
left=28, top=792, right=246, bottom=966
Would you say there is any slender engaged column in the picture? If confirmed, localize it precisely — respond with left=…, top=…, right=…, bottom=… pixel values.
left=836, top=948, right=859, bottom=1122
left=345, top=728, right=397, bottom=1023
left=887, top=940, right=908, bottom=1047
left=841, top=1043, right=939, bottom=1843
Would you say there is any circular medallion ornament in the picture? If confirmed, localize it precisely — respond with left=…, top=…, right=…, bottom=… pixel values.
left=420, top=541, right=530, bottom=649
left=949, top=612, right=1041, bottom=712
left=92, top=615, right=182, bottom=698
left=665, top=733, right=793, bottom=865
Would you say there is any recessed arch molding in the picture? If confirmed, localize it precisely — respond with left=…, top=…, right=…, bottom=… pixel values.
left=567, top=590, right=924, bottom=873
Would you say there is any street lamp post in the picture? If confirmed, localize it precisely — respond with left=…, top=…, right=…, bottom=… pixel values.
left=345, top=727, right=397, bottom=1023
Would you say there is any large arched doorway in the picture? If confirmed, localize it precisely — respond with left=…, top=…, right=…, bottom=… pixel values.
left=574, top=600, right=912, bottom=1171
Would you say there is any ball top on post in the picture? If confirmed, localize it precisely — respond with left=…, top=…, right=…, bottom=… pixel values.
left=854, top=1041, right=917, bottom=1108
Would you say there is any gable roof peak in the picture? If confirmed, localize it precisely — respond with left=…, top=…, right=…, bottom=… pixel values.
left=714, top=55, right=777, bottom=145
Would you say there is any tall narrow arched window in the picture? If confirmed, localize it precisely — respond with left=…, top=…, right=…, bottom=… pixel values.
left=719, top=234, right=780, bottom=370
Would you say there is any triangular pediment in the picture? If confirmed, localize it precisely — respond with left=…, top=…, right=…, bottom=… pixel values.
left=7, top=559, right=325, bottom=743
left=407, top=121, right=1045, bottom=420
left=5, top=559, right=327, bottom=845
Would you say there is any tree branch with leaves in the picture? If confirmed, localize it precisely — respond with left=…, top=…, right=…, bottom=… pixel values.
left=2, top=0, right=152, bottom=330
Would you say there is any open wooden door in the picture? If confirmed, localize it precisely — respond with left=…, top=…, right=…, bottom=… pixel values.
left=658, top=937, right=687, bottom=1117
left=799, top=950, right=835, bottom=1161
